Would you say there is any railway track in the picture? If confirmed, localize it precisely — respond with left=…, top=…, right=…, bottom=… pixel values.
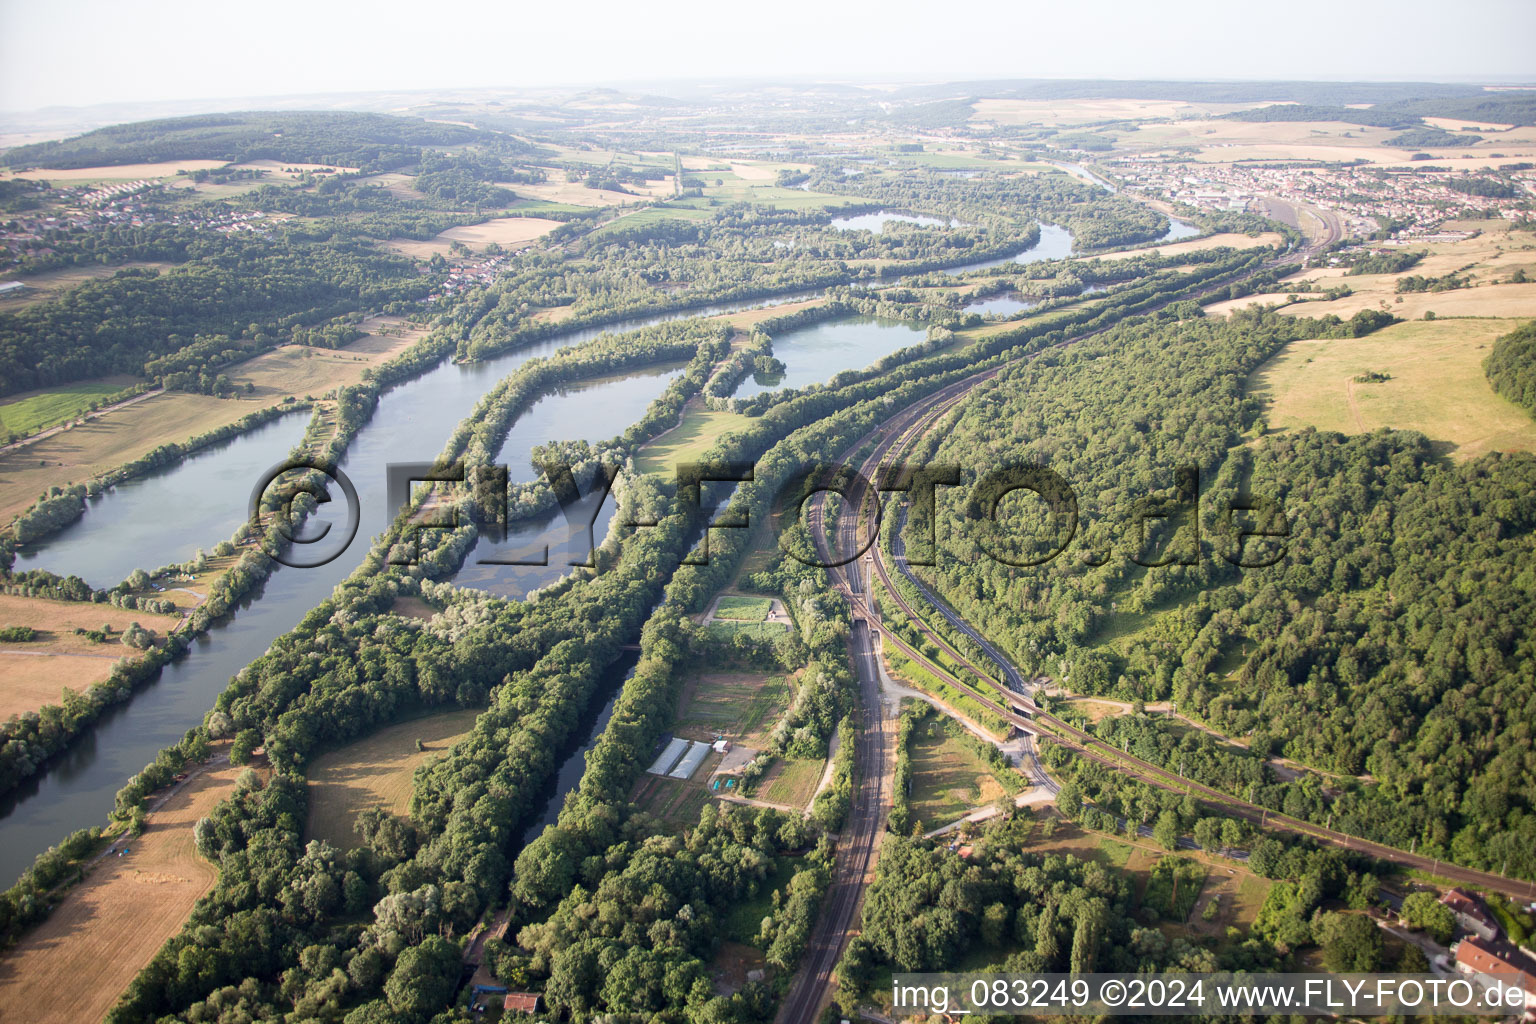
left=774, top=224, right=1401, bottom=1020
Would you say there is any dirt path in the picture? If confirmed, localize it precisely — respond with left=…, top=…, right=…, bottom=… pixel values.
left=0, top=387, right=164, bottom=455
left=1345, top=374, right=1366, bottom=431
left=0, top=752, right=240, bottom=1024
left=716, top=793, right=805, bottom=815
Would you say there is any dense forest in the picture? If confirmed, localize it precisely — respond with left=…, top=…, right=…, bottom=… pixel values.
left=0, top=241, right=429, bottom=396
left=1485, top=319, right=1536, bottom=415
left=1, top=112, right=486, bottom=172
left=908, top=306, right=1536, bottom=879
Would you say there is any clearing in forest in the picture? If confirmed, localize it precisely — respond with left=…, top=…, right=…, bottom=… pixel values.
left=1248, top=317, right=1536, bottom=459
left=304, top=708, right=480, bottom=849
left=907, top=724, right=1008, bottom=832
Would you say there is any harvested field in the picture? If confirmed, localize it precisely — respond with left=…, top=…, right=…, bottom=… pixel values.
left=0, top=262, right=176, bottom=308
left=1121, top=119, right=1536, bottom=166
left=714, top=299, right=825, bottom=330
left=304, top=709, right=480, bottom=849
left=1089, top=232, right=1284, bottom=261
left=972, top=98, right=1272, bottom=127
left=0, top=593, right=180, bottom=719
left=1249, top=317, right=1536, bottom=459
left=0, top=391, right=280, bottom=522
left=0, top=753, right=244, bottom=1024
left=0, top=652, right=118, bottom=721
left=1203, top=292, right=1303, bottom=316
left=506, top=180, right=642, bottom=207
left=226, top=319, right=427, bottom=401
left=231, top=160, right=358, bottom=178
left=0, top=592, right=179, bottom=644
left=386, top=217, right=560, bottom=258
left=1280, top=282, right=1536, bottom=321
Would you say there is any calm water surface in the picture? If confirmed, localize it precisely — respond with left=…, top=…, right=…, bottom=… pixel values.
left=13, top=410, right=312, bottom=587
left=0, top=291, right=818, bottom=884
left=732, top=315, right=928, bottom=400
left=830, top=209, right=959, bottom=233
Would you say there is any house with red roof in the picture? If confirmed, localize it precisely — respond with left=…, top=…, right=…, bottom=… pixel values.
left=1454, top=937, right=1536, bottom=1013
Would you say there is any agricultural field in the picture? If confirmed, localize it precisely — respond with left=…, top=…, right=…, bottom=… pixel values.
left=224, top=318, right=428, bottom=401
left=0, top=651, right=119, bottom=721
left=673, top=670, right=792, bottom=746
left=508, top=179, right=651, bottom=207
left=1109, top=117, right=1536, bottom=167
left=0, top=376, right=141, bottom=437
left=630, top=757, right=724, bottom=832
left=1248, top=317, right=1536, bottom=459
left=0, top=262, right=177, bottom=309
left=972, top=97, right=1277, bottom=127
left=385, top=216, right=562, bottom=258
left=704, top=620, right=790, bottom=642
left=672, top=176, right=856, bottom=212
left=1088, top=231, right=1284, bottom=261
left=0, top=751, right=242, bottom=1024
left=906, top=725, right=1008, bottom=832
left=0, top=318, right=425, bottom=521
left=0, top=592, right=180, bottom=719
left=304, top=708, right=480, bottom=849
left=715, top=298, right=826, bottom=330
left=1211, top=226, right=1536, bottom=319
left=0, top=159, right=230, bottom=182
left=0, top=391, right=283, bottom=522
left=759, top=756, right=825, bottom=808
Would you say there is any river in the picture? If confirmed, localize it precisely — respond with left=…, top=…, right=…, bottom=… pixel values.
left=13, top=410, right=313, bottom=587
left=0, top=291, right=818, bottom=884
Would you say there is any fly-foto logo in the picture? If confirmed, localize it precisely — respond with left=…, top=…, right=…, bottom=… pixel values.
left=248, top=459, right=1289, bottom=571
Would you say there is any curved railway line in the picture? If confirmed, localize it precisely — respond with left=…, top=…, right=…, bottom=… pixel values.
left=775, top=209, right=1534, bottom=1022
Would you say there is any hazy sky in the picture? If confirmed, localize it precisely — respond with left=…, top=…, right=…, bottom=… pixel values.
left=2, top=0, right=1532, bottom=113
